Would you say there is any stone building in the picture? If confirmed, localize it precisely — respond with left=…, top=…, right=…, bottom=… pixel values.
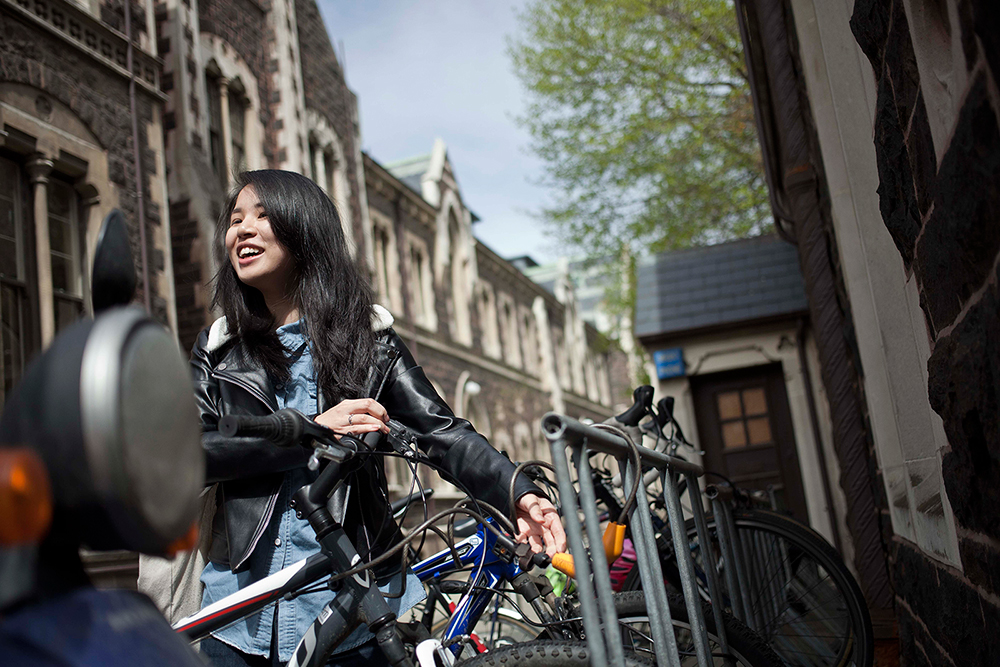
left=365, top=141, right=622, bottom=499
left=736, top=0, right=1000, bottom=663
left=0, top=0, right=174, bottom=403
left=0, top=0, right=624, bottom=584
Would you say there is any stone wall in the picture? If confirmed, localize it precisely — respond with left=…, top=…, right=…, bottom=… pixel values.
left=851, top=0, right=1000, bottom=663
left=0, top=0, right=169, bottom=325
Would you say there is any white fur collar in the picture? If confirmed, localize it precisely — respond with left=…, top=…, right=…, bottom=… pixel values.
left=206, top=304, right=395, bottom=353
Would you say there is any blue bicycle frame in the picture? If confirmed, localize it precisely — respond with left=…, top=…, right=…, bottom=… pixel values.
left=412, top=518, right=524, bottom=654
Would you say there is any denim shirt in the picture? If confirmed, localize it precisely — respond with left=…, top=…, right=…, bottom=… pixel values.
left=200, top=320, right=425, bottom=661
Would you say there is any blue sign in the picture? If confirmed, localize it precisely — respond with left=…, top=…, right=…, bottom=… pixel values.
left=653, top=348, right=685, bottom=380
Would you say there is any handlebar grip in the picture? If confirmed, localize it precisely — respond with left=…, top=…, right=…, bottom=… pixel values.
left=615, top=385, right=654, bottom=426
left=218, top=410, right=303, bottom=446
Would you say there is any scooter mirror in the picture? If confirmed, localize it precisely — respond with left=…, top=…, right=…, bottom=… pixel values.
left=0, top=307, right=203, bottom=554
left=91, top=210, right=137, bottom=313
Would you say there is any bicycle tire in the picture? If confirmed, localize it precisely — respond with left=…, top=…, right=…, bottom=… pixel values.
left=455, top=640, right=652, bottom=666
left=556, top=590, right=783, bottom=667
left=624, top=508, right=874, bottom=667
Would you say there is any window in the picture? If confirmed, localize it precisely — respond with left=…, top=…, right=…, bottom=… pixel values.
left=207, top=71, right=250, bottom=187
left=497, top=293, right=521, bottom=368
left=716, top=386, right=773, bottom=449
left=206, top=75, right=225, bottom=188
left=47, top=178, right=82, bottom=332
left=323, top=151, right=336, bottom=199
left=0, top=157, right=28, bottom=401
left=447, top=210, right=471, bottom=345
left=405, top=235, right=435, bottom=330
left=520, top=307, right=539, bottom=378
left=477, top=282, right=501, bottom=359
left=554, top=328, right=571, bottom=390
left=229, top=88, right=246, bottom=173
left=373, top=225, right=391, bottom=307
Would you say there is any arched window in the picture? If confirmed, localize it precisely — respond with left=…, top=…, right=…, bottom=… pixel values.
left=205, top=57, right=256, bottom=188
left=447, top=209, right=472, bottom=346
left=477, top=281, right=501, bottom=359
left=497, top=292, right=521, bottom=368
left=404, top=232, right=436, bottom=330
left=369, top=209, right=401, bottom=312
left=306, top=112, right=354, bottom=254
left=520, top=305, right=540, bottom=378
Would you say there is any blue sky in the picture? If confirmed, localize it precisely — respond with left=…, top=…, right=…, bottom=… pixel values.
left=317, top=0, right=559, bottom=263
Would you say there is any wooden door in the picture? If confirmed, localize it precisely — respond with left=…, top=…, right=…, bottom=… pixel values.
left=691, top=363, right=808, bottom=522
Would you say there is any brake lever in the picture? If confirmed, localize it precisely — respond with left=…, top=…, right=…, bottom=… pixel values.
left=308, top=434, right=361, bottom=470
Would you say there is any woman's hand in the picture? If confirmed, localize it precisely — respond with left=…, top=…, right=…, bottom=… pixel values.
left=515, top=494, right=567, bottom=557
left=315, top=398, right=390, bottom=438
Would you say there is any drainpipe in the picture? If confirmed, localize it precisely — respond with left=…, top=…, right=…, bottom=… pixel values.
left=797, top=317, right=843, bottom=554
left=124, top=0, right=152, bottom=313
left=734, top=0, right=893, bottom=610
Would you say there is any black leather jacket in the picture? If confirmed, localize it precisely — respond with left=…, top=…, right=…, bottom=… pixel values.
left=191, top=314, right=540, bottom=576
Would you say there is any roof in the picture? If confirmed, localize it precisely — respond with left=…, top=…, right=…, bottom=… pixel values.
left=634, top=234, right=807, bottom=340
left=384, top=154, right=431, bottom=196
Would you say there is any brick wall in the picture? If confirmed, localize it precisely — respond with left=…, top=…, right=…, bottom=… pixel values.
left=851, top=1, right=1000, bottom=663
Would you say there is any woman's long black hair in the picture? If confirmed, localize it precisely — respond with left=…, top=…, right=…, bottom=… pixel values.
left=213, top=169, right=377, bottom=403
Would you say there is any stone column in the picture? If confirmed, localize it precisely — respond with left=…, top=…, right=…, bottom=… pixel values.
left=313, top=146, right=328, bottom=194
left=218, top=77, right=233, bottom=188
left=81, top=193, right=102, bottom=316
left=27, top=155, right=55, bottom=348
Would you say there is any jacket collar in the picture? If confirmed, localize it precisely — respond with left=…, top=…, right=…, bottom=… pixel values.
left=206, top=304, right=395, bottom=354
left=207, top=305, right=397, bottom=413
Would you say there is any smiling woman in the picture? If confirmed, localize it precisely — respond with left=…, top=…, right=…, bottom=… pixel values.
left=187, top=169, right=565, bottom=665
left=225, top=186, right=297, bottom=325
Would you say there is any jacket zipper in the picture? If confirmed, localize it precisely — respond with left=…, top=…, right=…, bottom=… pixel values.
left=212, top=371, right=280, bottom=569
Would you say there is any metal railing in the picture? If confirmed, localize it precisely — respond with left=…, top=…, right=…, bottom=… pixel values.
left=541, top=412, right=729, bottom=667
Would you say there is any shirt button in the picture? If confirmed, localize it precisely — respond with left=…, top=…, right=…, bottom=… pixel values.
left=218, top=362, right=227, bottom=370
left=274, top=538, right=282, bottom=547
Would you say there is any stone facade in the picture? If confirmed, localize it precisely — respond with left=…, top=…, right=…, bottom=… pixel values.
left=0, top=0, right=173, bottom=370
left=364, top=149, right=623, bottom=501
left=850, top=2, right=1000, bottom=663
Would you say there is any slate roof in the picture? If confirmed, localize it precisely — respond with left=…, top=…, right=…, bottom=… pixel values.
left=634, top=234, right=807, bottom=340
left=384, top=154, right=430, bottom=196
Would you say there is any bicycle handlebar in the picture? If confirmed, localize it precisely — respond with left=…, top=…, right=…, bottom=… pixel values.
left=219, top=410, right=304, bottom=444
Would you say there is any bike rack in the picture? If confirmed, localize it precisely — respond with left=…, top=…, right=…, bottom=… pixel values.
left=542, top=413, right=728, bottom=667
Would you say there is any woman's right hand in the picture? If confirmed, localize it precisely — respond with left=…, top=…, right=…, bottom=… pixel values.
left=314, top=398, right=390, bottom=439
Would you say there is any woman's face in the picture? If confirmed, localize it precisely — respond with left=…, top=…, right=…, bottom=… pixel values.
left=225, top=186, right=295, bottom=296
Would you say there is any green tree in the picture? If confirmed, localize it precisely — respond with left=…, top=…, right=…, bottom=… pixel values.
left=509, top=0, right=769, bottom=306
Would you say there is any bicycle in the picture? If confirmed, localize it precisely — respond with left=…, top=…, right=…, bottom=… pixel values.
left=175, top=409, right=655, bottom=667
left=173, top=408, right=499, bottom=667
left=603, top=388, right=875, bottom=667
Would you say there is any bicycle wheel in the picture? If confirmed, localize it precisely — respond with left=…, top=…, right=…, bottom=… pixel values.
left=624, top=509, right=873, bottom=667
left=455, top=640, right=652, bottom=666
left=556, top=590, right=783, bottom=667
